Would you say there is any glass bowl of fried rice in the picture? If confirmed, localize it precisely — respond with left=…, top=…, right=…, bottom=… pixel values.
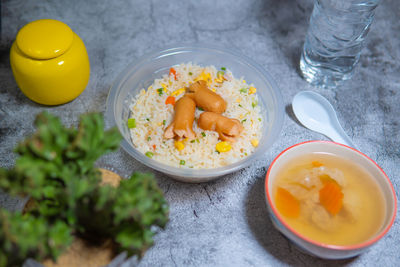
left=106, top=45, right=284, bottom=183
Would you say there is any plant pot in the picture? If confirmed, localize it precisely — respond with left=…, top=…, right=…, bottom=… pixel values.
left=24, top=169, right=130, bottom=267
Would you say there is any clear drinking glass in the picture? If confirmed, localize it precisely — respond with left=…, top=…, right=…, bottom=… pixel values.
left=300, top=0, right=380, bottom=88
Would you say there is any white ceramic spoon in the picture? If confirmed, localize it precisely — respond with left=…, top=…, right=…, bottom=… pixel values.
left=292, top=91, right=355, bottom=148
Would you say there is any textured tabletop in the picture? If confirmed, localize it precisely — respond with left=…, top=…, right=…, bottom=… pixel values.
left=1, top=0, right=399, bottom=266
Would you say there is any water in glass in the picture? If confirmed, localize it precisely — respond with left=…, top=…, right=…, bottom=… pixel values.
left=300, top=0, right=380, bottom=88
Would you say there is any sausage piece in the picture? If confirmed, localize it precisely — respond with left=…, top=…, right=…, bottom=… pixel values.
left=198, top=112, right=243, bottom=142
left=164, top=96, right=196, bottom=140
left=186, top=80, right=227, bottom=113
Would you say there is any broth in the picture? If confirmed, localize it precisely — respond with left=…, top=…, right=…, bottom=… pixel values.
left=273, top=152, right=386, bottom=246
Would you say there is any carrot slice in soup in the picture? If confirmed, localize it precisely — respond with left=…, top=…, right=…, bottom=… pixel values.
left=312, top=161, right=323, bottom=167
left=319, top=174, right=335, bottom=184
left=319, top=181, right=344, bottom=216
left=275, top=187, right=300, bottom=218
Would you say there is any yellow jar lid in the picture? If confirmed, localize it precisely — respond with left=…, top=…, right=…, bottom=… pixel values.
left=16, top=19, right=73, bottom=59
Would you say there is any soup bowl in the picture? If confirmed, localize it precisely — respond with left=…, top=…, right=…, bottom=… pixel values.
left=264, top=141, right=397, bottom=259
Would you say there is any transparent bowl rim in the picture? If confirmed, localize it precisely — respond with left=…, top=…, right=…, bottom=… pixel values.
left=106, top=44, right=284, bottom=180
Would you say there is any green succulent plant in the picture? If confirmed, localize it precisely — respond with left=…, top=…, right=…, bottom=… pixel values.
left=0, top=112, right=169, bottom=266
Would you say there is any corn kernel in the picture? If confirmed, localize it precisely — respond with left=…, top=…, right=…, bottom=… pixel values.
left=157, top=122, right=162, bottom=126
left=251, top=139, right=259, bottom=147
left=236, top=98, right=241, bottom=103
left=194, top=72, right=204, bottom=81
left=216, top=141, right=232, bottom=153
left=195, top=72, right=211, bottom=84
left=161, top=83, right=169, bottom=93
left=211, top=88, right=216, bottom=92
left=249, top=87, right=257, bottom=94
left=174, top=141, right=185, bottom=151
left=169, top=81, right=172, bottom=85
left=243, top=80, right=246, bottom=83
left=215, top=78, right=223, bottom=83
left=239, top=114, right=244, bottom=119
left=171, top=88, right=186, bottom=97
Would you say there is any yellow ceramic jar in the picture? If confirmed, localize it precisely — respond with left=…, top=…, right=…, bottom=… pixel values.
left=10, top=19, right=90, bottom=105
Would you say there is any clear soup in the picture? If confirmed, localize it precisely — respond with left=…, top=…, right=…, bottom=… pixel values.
left=273, top=152, right=385, bottom=246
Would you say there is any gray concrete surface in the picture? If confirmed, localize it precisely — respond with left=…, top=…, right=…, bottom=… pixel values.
left=1, top=0, right=399, bottom=266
